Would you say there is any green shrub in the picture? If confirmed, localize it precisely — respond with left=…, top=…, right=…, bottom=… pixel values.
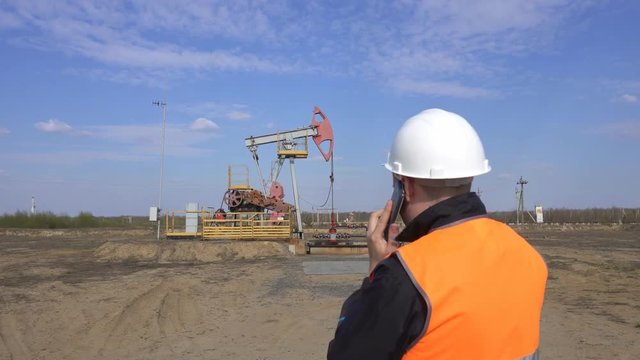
left=74, top=211, right=98, bottom=228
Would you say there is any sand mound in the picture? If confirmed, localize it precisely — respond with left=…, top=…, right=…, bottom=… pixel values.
left=95, top=240, right=289, bottom=263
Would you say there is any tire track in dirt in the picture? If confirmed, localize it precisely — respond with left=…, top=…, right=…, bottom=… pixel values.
left=157, top=285, right=201, bottom=336
left=88, top=277, right=202, bottom=357
left=0, top=314, right=30, bottom=360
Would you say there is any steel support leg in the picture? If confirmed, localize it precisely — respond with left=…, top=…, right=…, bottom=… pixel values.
left=289, top=158, right=304, bottom=239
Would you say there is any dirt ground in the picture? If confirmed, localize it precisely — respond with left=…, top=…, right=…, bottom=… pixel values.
left=0, top=225, right=638, bottom=360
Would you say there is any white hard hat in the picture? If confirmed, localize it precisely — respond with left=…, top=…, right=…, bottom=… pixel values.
left=384, top=108, right=491, bottom=180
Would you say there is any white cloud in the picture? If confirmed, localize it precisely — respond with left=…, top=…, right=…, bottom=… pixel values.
left=1, top=0, right=297, bottom=78
left=391, top=78, right=497, bottom=98
left=0, top=123, right=221, bottom=166
left=80, top=42, right=288, bottom=73
left=189, top=118, right=219, bottom=132
left=87, top=123, right=219, bottom=157
left=35, top=119, right=72, bottom=133
left=620, top=94, right=637, bottom=103
left=603, top=80, right=640, bottom=103
left=0, top=150, right=153, bottom=165
left=0, top=0, right=593, bottom=97
left=0, top=128, right=10, bottom=136
left=227, top=111, right=251, bottom=120
left=64, top=68, right=172, bottom=88
left=34, top=119, right=89, bottom=135
left=129, top=1, right=284, bottom=41
left=4, top=0, right=301, bottom=42
left=177, top=101, right=252, bottom=121
left=359, top=0, right=590, bottom=96
left=412, top=0, right=576, bottom=40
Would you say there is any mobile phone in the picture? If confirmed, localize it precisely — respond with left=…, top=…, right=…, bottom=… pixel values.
left=384, top=177, right=404, bottom=241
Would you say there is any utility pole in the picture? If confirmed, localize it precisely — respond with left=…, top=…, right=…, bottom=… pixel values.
left=153, top=100, right=167, bottom=240
left=30, top=196, right=36, bottom=215
left=516, top=176, right=528, bottom=225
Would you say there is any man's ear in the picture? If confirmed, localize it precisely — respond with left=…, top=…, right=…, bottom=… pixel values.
left=402, top=177, right=414, bottom=203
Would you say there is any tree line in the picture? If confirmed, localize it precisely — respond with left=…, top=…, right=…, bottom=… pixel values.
left=3, top=207, right=638, bottom=230
left=489, top=207, right=640, bottom=224
left=302, top=207, right=640, bottom=226
left=0, top=211, right=147, bottom=229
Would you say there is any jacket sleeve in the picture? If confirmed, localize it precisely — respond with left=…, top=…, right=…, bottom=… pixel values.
left=327, top=255, right=426, bottom=360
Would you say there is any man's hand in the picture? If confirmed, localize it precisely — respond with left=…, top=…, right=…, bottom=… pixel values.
left=367, top=200, right=400, bottom=274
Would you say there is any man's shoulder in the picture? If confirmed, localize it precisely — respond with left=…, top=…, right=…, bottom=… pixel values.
left=370, top=254, right=412, bottom=285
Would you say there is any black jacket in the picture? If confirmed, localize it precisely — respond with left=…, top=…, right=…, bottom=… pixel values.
left=327, top=192, right=487, bottom=360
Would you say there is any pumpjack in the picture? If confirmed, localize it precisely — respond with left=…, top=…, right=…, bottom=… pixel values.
left=244, top=106, right=335, bottom=240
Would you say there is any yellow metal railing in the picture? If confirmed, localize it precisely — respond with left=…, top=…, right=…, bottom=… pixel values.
left=201, top=210, right=293, bottom=240
left=277, top=134, right=309, bottom=159
left=165, top=209, right=293, bottom=240
left=165, top=209, right=206, bottom=238
left=228, top=165, right=252, bottom=190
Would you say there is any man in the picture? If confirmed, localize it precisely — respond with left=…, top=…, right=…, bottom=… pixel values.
left=327, top=109, right=547, bottom=360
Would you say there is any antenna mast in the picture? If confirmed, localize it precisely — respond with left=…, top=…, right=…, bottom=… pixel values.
left=516, top=176, right=528, bottom=224
left=153, top=100, right=167, bottom=240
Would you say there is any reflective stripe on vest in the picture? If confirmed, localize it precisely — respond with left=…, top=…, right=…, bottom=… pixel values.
left=397, top=217, right=547, bottom=360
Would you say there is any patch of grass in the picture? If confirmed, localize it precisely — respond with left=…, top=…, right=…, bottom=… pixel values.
left=0, top=211, right=147, bottom=229
left=635, top=322, right=640, bottom=329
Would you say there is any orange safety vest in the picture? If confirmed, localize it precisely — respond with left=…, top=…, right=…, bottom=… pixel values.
left=396, top=217, right=547, bottom=360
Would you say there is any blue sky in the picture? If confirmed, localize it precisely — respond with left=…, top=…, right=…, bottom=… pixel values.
left=0, top=0, right=639, bottom=216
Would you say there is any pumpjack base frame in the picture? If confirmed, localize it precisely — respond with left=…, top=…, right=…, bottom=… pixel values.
left=305, top=240, right=367, bottom=254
